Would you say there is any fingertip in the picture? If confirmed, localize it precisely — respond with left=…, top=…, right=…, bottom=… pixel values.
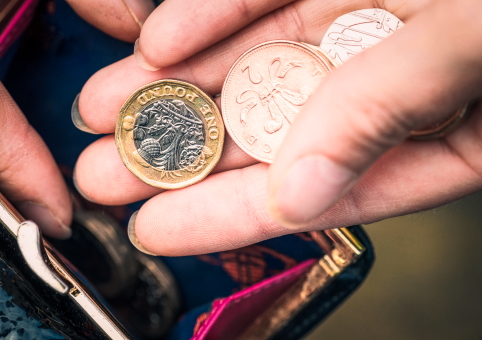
left=128, top=210, right=157, bottom=255
left=17, top=202, right=72, bottom=240
left=269, top=155, right=356, bottom=227
left=75, top=136, right=162, bottom=205
left=73, top=166, right=95, bottom=203
left=134, top=38, right=161, bottom=71
left=71, top=94, right=99, bottom=134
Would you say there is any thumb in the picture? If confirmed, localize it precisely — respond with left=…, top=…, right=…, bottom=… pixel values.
left=268, top=0, right=482, bottom=228
left=0, top=84, right=72, bottom=239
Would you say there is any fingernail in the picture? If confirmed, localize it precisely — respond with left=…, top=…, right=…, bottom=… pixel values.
left=134, top=39, right=160, bottom=71
left=128, top=211, right=157, bottom=255
left=17, top=202, right=72, bottom=240
left=270, top=155, right=356, bottom=228
left=73, top=167, right=94, bottom=203
left=122, top=0, right=155, bottom=28
left=71, top=94, right=99, bottom=134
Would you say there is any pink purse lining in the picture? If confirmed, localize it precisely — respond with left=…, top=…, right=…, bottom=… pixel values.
left=192, top=259, right=316, bottom=340
left=0, top=0, right=39, bottom=58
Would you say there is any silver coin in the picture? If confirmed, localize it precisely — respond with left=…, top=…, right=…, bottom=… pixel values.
left=320, top=9, right=404, bottom=65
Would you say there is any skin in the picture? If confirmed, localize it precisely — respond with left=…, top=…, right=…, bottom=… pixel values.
left=0, top=83, right=72, bottom=238
left=77, top=0, right=482, bottom=255
left=0, top=0, right=155, bottom=238
left=14, top=0, right=482, bottom=252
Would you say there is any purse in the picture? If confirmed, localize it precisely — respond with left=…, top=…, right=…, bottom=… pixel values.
left=0, top=1, right=375, bottom=339
left=0, top=191, right=373, bottom=340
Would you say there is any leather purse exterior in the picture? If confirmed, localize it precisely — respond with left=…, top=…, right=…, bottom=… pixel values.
left=0, top=195, right=132, bottom=339
left=0, top=193, right=181, bottom=339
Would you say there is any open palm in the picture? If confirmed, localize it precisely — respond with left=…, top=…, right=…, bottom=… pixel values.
left=73, top=0, right=482, bottom=255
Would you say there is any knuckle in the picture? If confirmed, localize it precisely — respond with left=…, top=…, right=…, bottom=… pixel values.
left=0, top=121, right=36, bottom=178
left=233, top=167, right=257, bottom=222
left=237, top=166, right=282, bottom=238
left=229, top=0, right=254, bottom=21
left=272, top=5, right=305, bottom=42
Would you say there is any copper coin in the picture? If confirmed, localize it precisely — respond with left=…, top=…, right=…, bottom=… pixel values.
left=320, top=8, right=404, bottom=65
left=321, top=9, right=469, bottom=139
left=409, top=103, right=471, bottom=140
left=115, top=79, right=224, bottom=189
left=222, top=41, right=336, bottom=163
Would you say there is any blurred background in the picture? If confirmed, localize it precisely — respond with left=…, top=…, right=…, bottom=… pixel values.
left=307, top=191, right=482, bottom=339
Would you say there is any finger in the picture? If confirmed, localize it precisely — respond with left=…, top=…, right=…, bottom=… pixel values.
left=74, top=135, right=159, bottom=204
left=136, top=0, right=297, bottom=70
left=136, top=0, right=434, bottom=70
left=78, top=0, right=339, bottom=134
left=74, top=133, right=257, bottom=205
left=130, top=129, right=482, bottom=256
left=78, top=0, right=432, bottom=133
left=268, top=0, right=482, bottom=228
left=66, top=0, right=155, bottom=42
left=0, top=84, right=72, bottom=239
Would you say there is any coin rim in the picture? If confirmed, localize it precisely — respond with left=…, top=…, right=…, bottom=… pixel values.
left=221, top=40, right=336, bottom=163
left=115, top=79, right=225, bottom=189
left=410, top=102, right=472, bottom=140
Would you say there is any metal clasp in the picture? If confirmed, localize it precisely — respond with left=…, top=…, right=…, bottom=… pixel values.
left=237, top=228, right=366, bottom=340
left=17, top=221, right=69, bottom=294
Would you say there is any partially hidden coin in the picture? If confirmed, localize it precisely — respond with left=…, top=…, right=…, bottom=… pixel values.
left=115, top=80, right=224, bottom=189
left=320, top=9, right=470, bottom=140
left=222, top=40, right=336, bottom=163
left=320, top=8, right=404, bottom=65
left=409, top=103, right=472, bottom=140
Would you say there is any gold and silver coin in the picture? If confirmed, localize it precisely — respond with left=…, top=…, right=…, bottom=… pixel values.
left=115, top=80, right=224, bottom=189
left=320, top=9, right=404, bottom=65
left=221, top=41, right=336, bottom=163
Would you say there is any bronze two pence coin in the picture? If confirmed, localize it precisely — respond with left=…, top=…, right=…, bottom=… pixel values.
left=222, top=40, right=336, bottom=163
left=116, top=80, right=224, bottom=189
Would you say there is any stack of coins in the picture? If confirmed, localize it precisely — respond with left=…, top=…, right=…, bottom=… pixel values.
left=116, top=9, right=466, bottom=188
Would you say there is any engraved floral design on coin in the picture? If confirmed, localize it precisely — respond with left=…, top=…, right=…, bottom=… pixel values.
left=320, top=9, right=467, bottom=139
left=116, top=80, right=224, bottom=189
left=320, top=9, right=404, bottom=65
left=222, top=41, right=335, bottom=163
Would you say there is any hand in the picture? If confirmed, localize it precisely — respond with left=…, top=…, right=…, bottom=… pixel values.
left=0, top=83, right=71, bottom=238
left=73, top=0, right=482, bottom=255
left=0, top=0, right=156, bottom=238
